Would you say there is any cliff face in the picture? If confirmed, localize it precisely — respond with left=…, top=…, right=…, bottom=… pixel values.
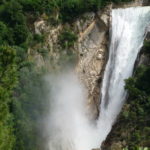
left=29, top=5, right=111, bottom=119
left=28, top=0, right=147, bottom=120
left=75, top=6, right=111, bottom=118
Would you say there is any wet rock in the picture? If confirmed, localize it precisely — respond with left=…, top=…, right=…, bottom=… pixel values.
left=143, top=0, right=150, bottom=6
left=75, top=8, right=110, bottom=118
left=145, top=25, right=150, bottom=40
left=138, top=54, right=150, bottom=66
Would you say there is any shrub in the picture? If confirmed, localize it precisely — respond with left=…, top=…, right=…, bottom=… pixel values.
left=33, top=33, right=45, bottom=43
left=14, top=24, right=29, bottom=45
left=143, top=41, right=150, bottom=54
left=0, top=0, right=25, bottom=26
left=0, top=45, right=18, bottom=150
left=59, top=30, right=77, bottom=48
left=37, top=48, right=49, bottom=57
left=0, top=21, right=8, bottom=45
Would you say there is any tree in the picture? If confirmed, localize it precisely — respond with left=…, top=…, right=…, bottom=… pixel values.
left=0, top=45, right=18, bottom=150
left=14, top=24, right=29, bottom=45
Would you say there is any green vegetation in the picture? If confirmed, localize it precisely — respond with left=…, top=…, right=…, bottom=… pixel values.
left=59, top=29, right=78, bottom=48
left=0, top=0, right=134, bottom=150
left=12, top=66, right=48, bottom=150
left=0, top=46, right=18, bottom=150
left=143, top=41, right=150, bottom=54
left=0, top=45, right=47, bottom=150
left=33, top=33, right=45, bottom=43
left=123, top=64, right=150, bottom=149
left=0, top=0, right=133, bottom=45
left=123, top=147, right=149, bottom=150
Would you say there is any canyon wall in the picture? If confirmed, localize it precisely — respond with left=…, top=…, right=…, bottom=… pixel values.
left=29, top=5, right=111, bottom=119
left=28, top=0, right=149, bottom=143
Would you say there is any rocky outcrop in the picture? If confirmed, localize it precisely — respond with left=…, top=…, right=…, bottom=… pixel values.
left=29, top=5, right=111, bottom=119
left=143, top=0, right=150, bottom=6
left=75, top=6, right=111, bottom=118
left=112, top=0, right=144, bottom=8
left=28, top=21, right=63, bottom=71
left=138, top=25, right=150, bottom=66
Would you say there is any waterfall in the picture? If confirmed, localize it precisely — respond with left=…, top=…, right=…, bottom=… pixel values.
left=45, top=6, right=150, bottom=150
left=97, top=6, right=150, bottom=146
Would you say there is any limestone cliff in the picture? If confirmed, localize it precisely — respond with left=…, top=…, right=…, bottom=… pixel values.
left=75, top=6, right=111, bottom=118
left=28, top=5, right=111, bottom=119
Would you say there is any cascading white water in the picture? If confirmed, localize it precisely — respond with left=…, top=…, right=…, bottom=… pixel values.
left=97, top=6, right=150, bottom=146
left=45, top=6, right=150, bottom=150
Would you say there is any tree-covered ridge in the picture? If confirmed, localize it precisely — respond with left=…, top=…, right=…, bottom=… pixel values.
left=123, top=41, right=150, bottom=149
left=0, top=0, right=132, bottom=46
left=123, top=65, right=150, bottom=149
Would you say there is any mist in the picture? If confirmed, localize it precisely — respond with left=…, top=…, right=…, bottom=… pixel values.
left=42, top=70, right=100, bottom=150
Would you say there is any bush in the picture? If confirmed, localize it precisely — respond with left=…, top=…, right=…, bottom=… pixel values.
left=12, top=66, right=49, bottom=150
left=0, top=0, right=25, bottom=26
left=0, top=21, right=8, bottom=45
left=143, top=41, right=150, bottom=54
left=59, top=30, right=77, bottom=48
left=0, top=45, right=18, bottom=150
left=33, top=33, right=45, bottom=43
left=14, top=24, right=29, bottom=45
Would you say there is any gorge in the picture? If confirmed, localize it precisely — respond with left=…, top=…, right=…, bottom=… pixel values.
left=0, top=0, right=150, bottom=150
left=45, top=6, right=150, bottom=150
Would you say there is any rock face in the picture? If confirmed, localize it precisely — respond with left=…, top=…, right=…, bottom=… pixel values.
left=28, top=21, right=62, bottom=71
left=75, top=6, right=111, bottom=118
left=143, top=0, right=150, bottom=6
left=137, top=25, right=150, bottom=66
left=29, top=5, right=111, bottom=119
left=146, top=25, right=150, bottom=40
